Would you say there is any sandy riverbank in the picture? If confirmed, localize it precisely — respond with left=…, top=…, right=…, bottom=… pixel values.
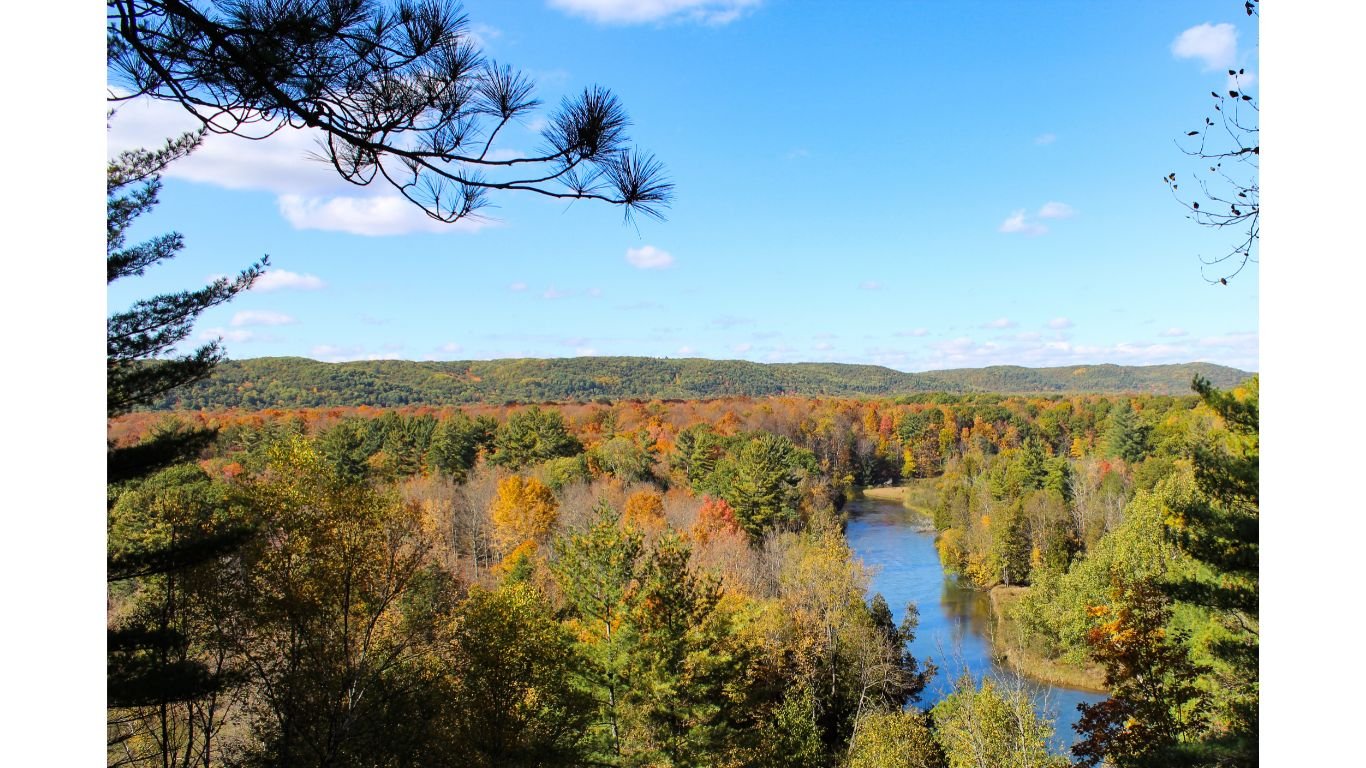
left=987, top=586, right=1108, bottom=693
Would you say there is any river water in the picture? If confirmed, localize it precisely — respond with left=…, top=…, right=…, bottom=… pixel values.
left=844, top=497, right=1105, bottom=752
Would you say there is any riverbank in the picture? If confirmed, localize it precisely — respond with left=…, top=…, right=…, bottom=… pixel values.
left=857, top=478, right=939, bottom=513
left=859, top=484, right=907, bottom=502
left=987, top=586, right=1108, bottom=693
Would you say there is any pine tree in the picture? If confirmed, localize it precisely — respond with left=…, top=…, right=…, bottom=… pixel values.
left=108, top=0, right=671, bottom=225
left=550, top=502, right=643, bottom=760
left=623, top=531, right=757, bottom=766
left=1166, top=375, right=1259, bottom=763
left=107, top=129, right=265, bottom=717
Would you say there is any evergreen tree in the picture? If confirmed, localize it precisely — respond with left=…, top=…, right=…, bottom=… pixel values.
left=1103, top=401, right=1152, bottom=464
left=491, top=406, right=583, bottom=469
left=1165, top=375, right=1259, bottom=763
left=550, top=502, right=643, bottom=760
left=107, top=130, right=264, bottom=717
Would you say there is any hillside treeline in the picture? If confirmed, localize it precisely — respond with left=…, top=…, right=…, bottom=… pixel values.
left=109, top=381, right=1256, bottom=767
left=135, top=356, right=1252, bottom=409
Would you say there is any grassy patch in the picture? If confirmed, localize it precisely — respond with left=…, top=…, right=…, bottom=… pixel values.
left=988, top=586, right=1108, bottom=693
left=859, top=485, right=908, bottom=502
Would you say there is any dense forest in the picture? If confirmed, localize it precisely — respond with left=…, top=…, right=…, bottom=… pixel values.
left=137, top=357, right=1252, bottom=410
left=109, top=378, right=1257, bottom=767
left=98, top=1, right=1265, bottom=765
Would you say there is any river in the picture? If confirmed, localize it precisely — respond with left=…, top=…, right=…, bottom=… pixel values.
left=844, top=497, right=1105, bottom=752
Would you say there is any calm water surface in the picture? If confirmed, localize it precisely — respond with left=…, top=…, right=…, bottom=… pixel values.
left=844, top=497, right=1105, bottom=752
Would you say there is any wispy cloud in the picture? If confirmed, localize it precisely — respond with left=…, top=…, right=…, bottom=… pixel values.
left=1038, top=201, right=1076, bottom=220
left=1159, top=327, right=1188, bottom=337
left=231, top=310, right=295, bottom=327
left=894, top=328, right=929, bottom=338
left=466, top=22, right=502, bottom=50
left=198, top=327, right=261, bottom=343
left=1000, top=202, right=1077, bottom=235
left=278, top=194, right=496, bottom=237
left=999, top=209, right=1048, bottom=236
left=547, top=0, right=761, bottom=26
left=712, top=315, right=754, bottom=329
left=900, top=331, right=1258, bottom=372
left=983, top=317, right=1017, bottom=329
left=626, top=245, right=675, bottom=269
left=542, top=287, right=572, bottom=299
left=1048, top=317, right=1074, bottom=330
left=310, top=344, right=403, bottom=363
left=253, top=269, right=325, bottom=292
left=509, top=281, right=528, bottom=292
left=1034, top=133, right=1057, bottom=145
left=858, top=280, right=883, bottom=291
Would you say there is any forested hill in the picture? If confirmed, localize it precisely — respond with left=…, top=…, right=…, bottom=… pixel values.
left=144, top=357, right=1253, bottom=409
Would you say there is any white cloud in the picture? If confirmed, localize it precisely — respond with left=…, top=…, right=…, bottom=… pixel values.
left=1048, top=317, right=1074, bottom=330
left=509, top=282, right=528, bottom=292
left=438, top=342, right=464, bottom=354
left=677, top=345, right=698, bottom=355
left=231, top=310, right=296, bottom=327
left=894, top=328, right=929, bottom=338
left=310, top=344, right=403, bottom=362
left=1034, top=133, right=1057, bottom=145
left=984, top=317, right=1016, bottom=329
left=466, top=22, right=502, bottom=50
left=1038, top=201, right=1076, bottom=219
left=732, top=342, right=753, bottom=354
left=814, top=341, right=834, bottom=351
left=1172, top=22, right=1238, bottom=70
left=999, top=209, right=1048, bottom=236
left=278, top=194, right=496, bottom=237
left=1229, top=69, right=1256, bottom=93
left=543, top=287, right=571, bottom=299
left=626, top=245, right=675, bottom=269
left=1000, top=202, right=1076, bottom=235
left=252, top=269, right=325, bottom=292
left=547, top=0, right=760, bottom=25
left=588, top=287, right=604, bottom=297
left=198, top=327, right=258, bottom=343
left=108, top=94, right=500, bottom=237
left=1160, top=327, right=1188, bottom=337
left=858, top=280, right=883, bottom=290
left=905, top=330, right=1258, bottom=372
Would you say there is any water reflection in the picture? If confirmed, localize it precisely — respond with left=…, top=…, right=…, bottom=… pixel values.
left=844, top=498, right=1105, bottom=753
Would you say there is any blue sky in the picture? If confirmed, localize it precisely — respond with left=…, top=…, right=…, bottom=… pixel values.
left=106, top=0, right=1260, bottom=371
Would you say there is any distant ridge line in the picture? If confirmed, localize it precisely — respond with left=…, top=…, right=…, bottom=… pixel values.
left=142, top=356, right=1255, bottom=410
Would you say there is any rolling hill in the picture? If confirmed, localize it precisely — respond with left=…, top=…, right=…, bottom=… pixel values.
left=139, top=357, right=1255, bottom=410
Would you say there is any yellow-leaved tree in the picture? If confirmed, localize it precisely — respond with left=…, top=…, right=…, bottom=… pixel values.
left=224, top=437, right=448, bottom=767
left=490, top=475, right=560, bottom=558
